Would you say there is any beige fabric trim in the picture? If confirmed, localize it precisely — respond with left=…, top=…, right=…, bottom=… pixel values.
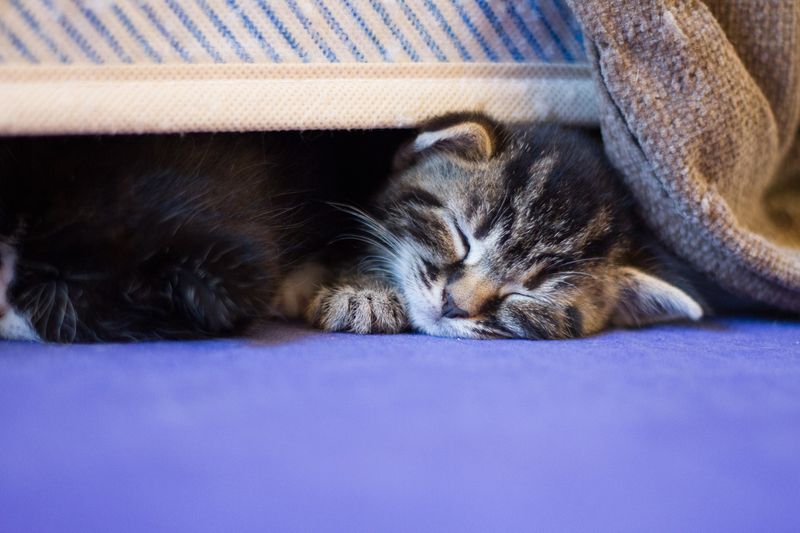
left=0, top=63, right=596, bottom=135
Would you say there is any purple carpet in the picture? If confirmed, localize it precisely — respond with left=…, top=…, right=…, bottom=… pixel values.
left=1, top=318, right=799, bottom=532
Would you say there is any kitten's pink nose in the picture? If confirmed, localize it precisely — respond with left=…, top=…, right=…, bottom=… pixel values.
left=442, top=290, right=470, bottom=319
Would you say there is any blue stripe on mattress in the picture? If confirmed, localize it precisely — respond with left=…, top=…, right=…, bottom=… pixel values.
left=0, top=1, right=586, bottom=64
left=11, top=0, right=71, bottom=63
left=449, top=0, right=499, bottom=62
left=112, top=4, right=163, bottom=63
left=368, top=0, right=420, bottom=61
left=197, top=0, right=254, bottom=62
left=74, top=0, right=133, bottom=63
left=40, top=0, right=102, bottom=63
left=422, top=0, right=472, bottom=61
left=397, top=0, right=446, bottom=61
left=227, top=0, right=283, bottom=62
left=0, top=17, right=38, bottom=63
left=341, top=0, right=390, bottom=61
left=165, top=0, right=224, bottom=63
left=552, top=0, right=585, bottom=55
left=474, top=0, right=524, bottom=61
left=312, top=0, right=365, bottom=61
left=255, top=0, right=310, bottom=62
left=138, top=2, right=194, bottom=62
left=506, top=2, right=548, bottom=61
left=528, top=0, right=573, bottom=62
left=287, top=0, right=339, bottom=62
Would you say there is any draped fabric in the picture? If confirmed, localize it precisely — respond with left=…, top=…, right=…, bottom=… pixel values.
left=567, top=0, right=800, bottom=311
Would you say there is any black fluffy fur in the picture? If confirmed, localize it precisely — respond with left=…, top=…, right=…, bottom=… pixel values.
left=0, top=131, right=407, bottom=342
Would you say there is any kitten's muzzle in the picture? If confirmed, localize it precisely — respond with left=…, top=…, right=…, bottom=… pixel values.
left=441, top=268, right=496, bottom=319
left=442, top=290, right=470, bottom=319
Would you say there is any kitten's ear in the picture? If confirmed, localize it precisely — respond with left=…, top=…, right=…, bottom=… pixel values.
left=394, top=116, right=498, bottom=169
left=612, top=267, right=703, bottom=327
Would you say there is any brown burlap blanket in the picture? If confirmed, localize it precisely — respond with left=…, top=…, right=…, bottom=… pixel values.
left=567, top=1, right=800, bottom=311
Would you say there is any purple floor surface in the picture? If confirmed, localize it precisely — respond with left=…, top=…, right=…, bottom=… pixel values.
left=1, top=318, right=799, bottom=532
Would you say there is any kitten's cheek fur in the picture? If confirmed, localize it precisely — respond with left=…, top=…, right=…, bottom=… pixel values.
left=0, top=310, right=40, bottom=342
left=401, top=282, right=445, bottom=333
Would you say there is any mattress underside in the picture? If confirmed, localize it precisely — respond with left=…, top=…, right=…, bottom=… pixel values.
left=0, top=0, right=595, bottom=133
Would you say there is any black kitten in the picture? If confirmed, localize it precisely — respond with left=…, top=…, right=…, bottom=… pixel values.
left=0, top=131, right=403, bottom=342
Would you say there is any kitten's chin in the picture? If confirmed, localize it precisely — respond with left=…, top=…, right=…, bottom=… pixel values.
left=408, top=310, right=485, bottom=339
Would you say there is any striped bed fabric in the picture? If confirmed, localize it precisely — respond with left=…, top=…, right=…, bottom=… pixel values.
left=0, top=1, right=596, bottom=134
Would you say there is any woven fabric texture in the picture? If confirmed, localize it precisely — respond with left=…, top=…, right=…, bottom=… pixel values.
left=567, top=0, right=800, bottom=311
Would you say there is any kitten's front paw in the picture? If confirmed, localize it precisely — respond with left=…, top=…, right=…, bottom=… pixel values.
left=306, top=283, right=408, bottom=334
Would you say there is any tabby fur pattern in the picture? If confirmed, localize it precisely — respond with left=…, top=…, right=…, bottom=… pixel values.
left=308, top=115, right=703, bottom=339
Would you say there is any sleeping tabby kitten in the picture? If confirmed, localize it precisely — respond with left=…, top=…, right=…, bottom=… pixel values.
left=307, top=114, right=723, bottom=339
left=0, top=131, right=401, bottom=342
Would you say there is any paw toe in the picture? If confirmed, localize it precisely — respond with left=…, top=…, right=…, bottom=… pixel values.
left=307, top=285, right=407, bottom=334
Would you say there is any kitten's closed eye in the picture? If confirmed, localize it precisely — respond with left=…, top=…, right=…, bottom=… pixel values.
left=454, top=224, right=471, bottom=261
left=499, top=290, right=532, bottom=301
left=523, top=255, right=572, bottom=291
